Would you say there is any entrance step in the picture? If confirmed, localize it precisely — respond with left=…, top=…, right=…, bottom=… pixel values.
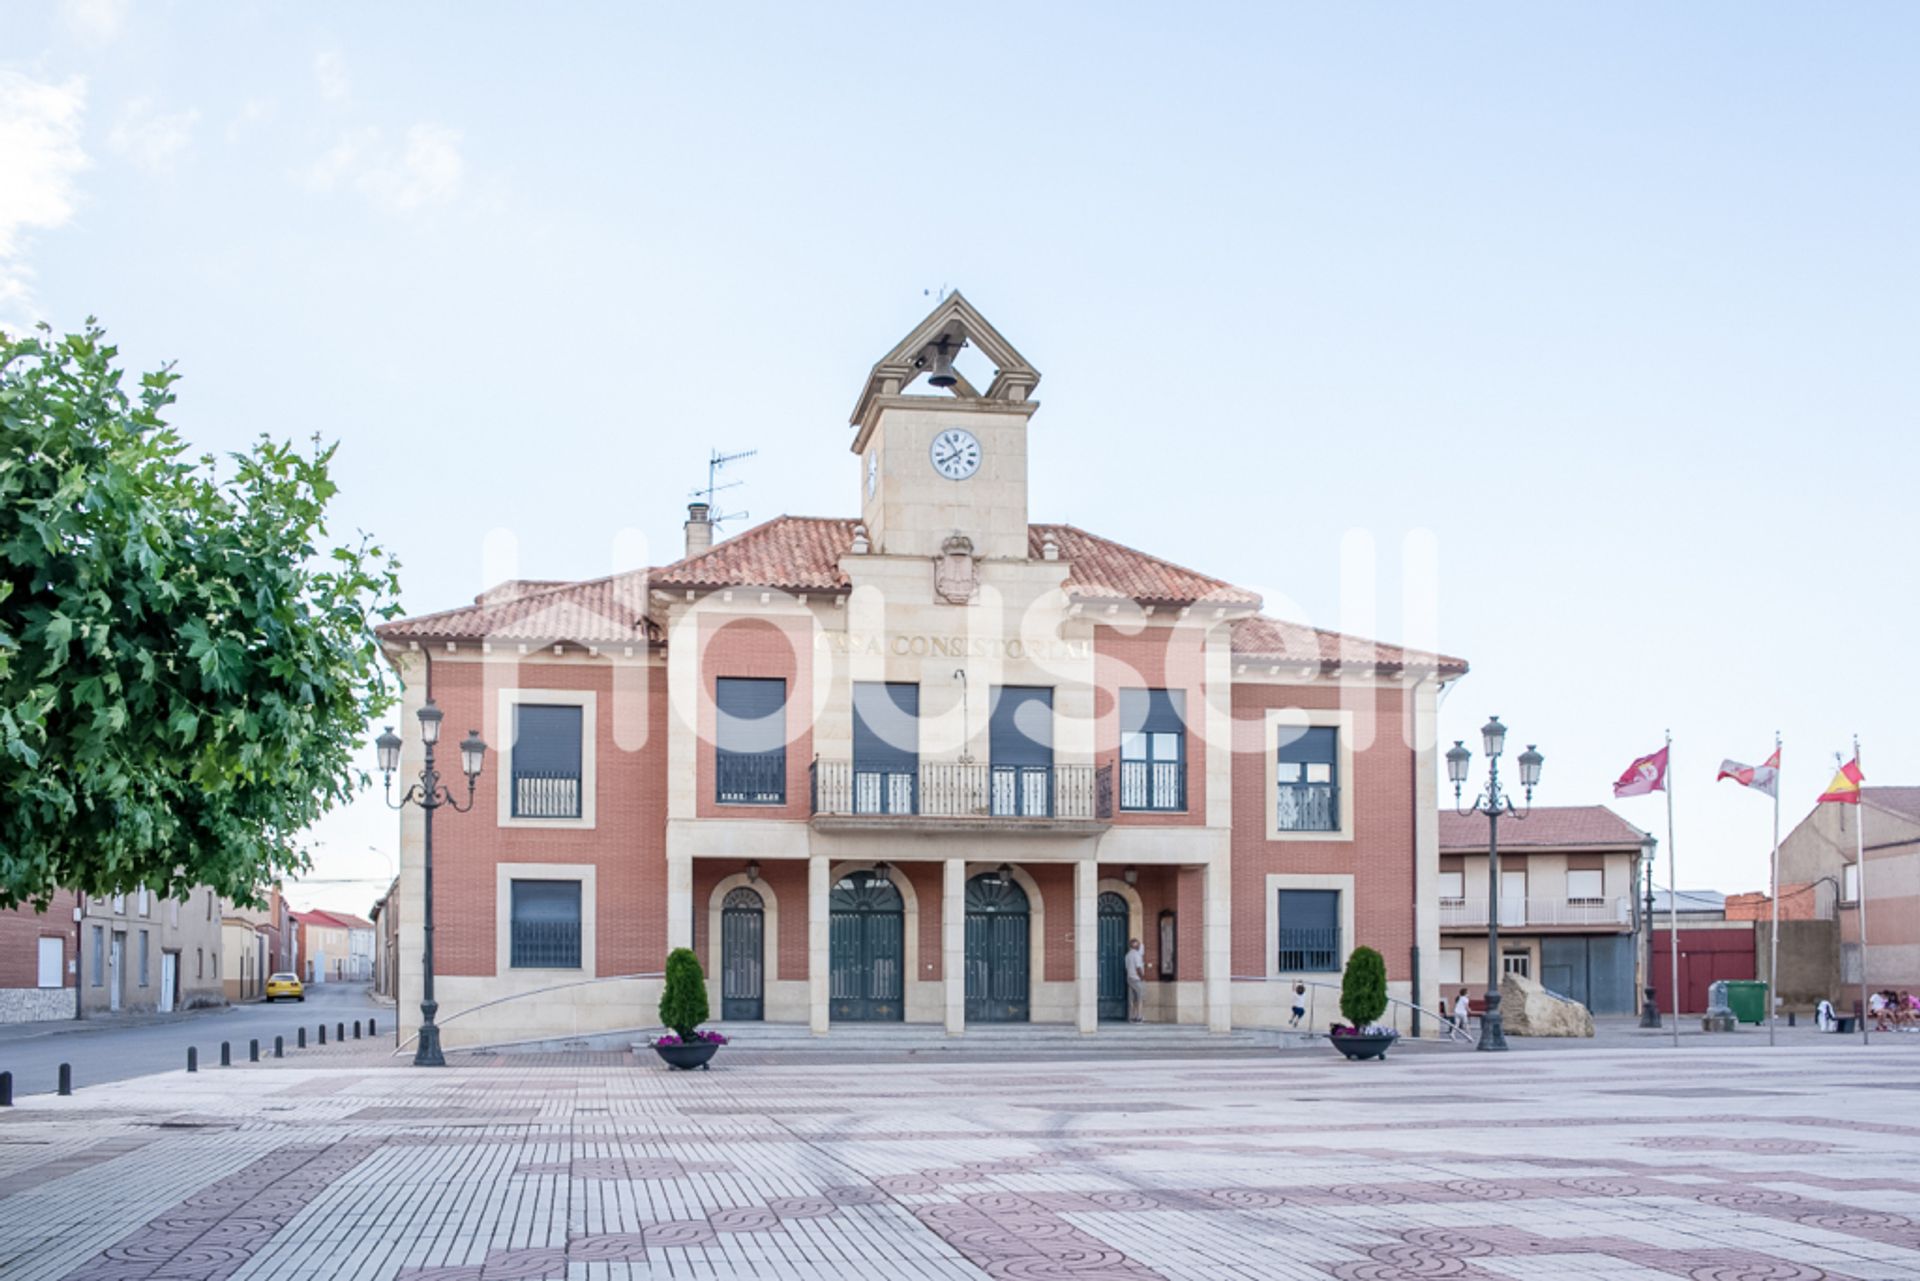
left=633, top=1021, right=1285, bottom=1055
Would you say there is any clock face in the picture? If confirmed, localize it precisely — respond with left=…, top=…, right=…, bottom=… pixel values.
left=867, top=450, right=878, bottom=498
left=929, top=428, right=982, bottom=481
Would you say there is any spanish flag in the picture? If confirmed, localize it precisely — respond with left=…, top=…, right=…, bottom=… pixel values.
left=1818, top=757, right=1863, bottom=805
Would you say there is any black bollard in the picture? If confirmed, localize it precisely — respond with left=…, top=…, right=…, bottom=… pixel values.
left=219, top=1042, right=231, bottom=1067
left=353, top=1020, right=362, bottom=1040
left=336, top=1023, right=345, bottom=1042
left=58, top=1063, right=72, bottom=1095
left=274, top=1035, right=284, bottom=1058
left=249, top=1039, right=260, bottom=1062
left=1787, top=1011, right=1796, bottom=1028
left=370, top=1017, right=377, bottom=1035
left=318, top=1025, right=327, bottom=1046
left=1, top=1071, right=12, bottom=1106
left=297, top=1028, right=306, bottom=1049
left=186, top=1047, right=197, bottom=1074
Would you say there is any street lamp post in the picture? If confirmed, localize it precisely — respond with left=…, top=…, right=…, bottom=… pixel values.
left=376, top=700, right=487, bottom=1067
left=1639, top=836, right=1661, bottom=1028
left=1446, top=717, right=1543, bottom=1053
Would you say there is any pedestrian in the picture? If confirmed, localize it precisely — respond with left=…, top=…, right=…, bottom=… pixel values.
left=1124, top=937, right=1146, bottom=1023
left=1288, top=982, right=1307, bottom=1028
left=1452, top=988, right=1472, bottom=1035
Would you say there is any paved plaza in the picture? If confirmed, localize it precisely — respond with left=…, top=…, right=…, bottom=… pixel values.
left=3, top=1037, right=1919, bottom=1281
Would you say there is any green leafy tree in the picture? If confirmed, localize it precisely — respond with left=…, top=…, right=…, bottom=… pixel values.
left=658, top=947, right=710, bottom=1039
left=1339, top=945, right=1389, bottom=1029
left=0, top=323, right=400, bottom=909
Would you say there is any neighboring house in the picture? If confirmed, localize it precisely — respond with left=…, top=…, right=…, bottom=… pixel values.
left=1725, top=881, right=1840, bottom=1011
left=1647, top=889, right=1756, bottom=1014
left=1437, top=806, right=1647, bottom=1015
left=1776, top=786, right=1920, bottom=998
left=223, top=884, right=297, bottom=999
left=375, top=294, right=1470, bottom=1049
left=0, top=888, right=81, bottom=1023
left=221, top=912, right=266, bottom=1001
left=293, top=908, right=375, bottom=982
left=370, top=879, right=399, bottom=1000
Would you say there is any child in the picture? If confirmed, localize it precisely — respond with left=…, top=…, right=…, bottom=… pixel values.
left=1453, top=988, right=1472, bottom=1035
left=1289, top=982, right=1307, bottom=1028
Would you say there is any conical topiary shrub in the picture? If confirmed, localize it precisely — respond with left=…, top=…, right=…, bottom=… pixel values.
left=1339, top=946, right=1388, bottom=1030
left=658, top=947, right=710, bottom=1041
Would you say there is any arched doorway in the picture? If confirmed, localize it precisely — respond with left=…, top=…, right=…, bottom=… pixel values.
left=829, top=870, right=905, bottom=1021
left=720, top=886, right=765, bottom=1021
left=1096, top=891, right=1130, bottom=1022
left=965, top=873, right=1030, bottom=1023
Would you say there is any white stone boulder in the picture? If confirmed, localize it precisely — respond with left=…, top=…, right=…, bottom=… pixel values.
left=1500, top=971, right=1595, bottom=1037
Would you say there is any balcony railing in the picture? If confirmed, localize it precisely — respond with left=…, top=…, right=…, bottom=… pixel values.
left=509, top=919, right=581, bottom=969
left=512, top=771, right=581, bottom=819
left=1277, top=926, right=1342, bottom=972
left=1119, top=759, right=1185, bottom=812
left=811, top=759, right=1113, bottom=822
left=717, top=751, right=786, bottom=805
left=1275, top=782, right=1338, bottom=832
left=1439, top=896, right=1632, bottom=929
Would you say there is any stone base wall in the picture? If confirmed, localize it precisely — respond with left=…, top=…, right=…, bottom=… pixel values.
left=0, top=986, right=75, bottom=1024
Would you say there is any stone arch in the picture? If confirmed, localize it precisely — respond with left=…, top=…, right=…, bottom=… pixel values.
left=965, top=862, right=1047, bottom=1010
left=707, top=871, right=780, bottom=986
left=1096, top=878, right=1145, bottom=944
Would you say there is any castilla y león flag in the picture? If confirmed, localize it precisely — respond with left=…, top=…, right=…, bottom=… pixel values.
left=1717, top=748, right=1780, bottom=798
left=1614, top=746, right=1669, bottom=797
left=1818, top=757, right=1864, bottom=804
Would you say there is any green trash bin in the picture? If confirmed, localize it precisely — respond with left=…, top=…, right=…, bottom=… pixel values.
left=1724, top=980, right=1768, bottom=1025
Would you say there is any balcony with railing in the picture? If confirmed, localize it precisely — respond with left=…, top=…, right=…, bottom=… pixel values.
left=810, top=759, right=1112, bottom=830
left=1439, top=896, right=1632, bottom=930
left=1277, top=926, right=1342, bottom=972
left=1275, top=782, right=1338, bottom=833
left=716, top=751, right=787, bottom=806
left=509, top=919, right=582, bottom=969
left=512, top=770, right=582, bottom=819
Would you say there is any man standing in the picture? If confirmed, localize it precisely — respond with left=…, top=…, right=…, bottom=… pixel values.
left=1125, top=938, right=1147, bottom=1024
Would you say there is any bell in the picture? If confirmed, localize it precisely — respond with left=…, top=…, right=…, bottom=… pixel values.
left=924, top=335, right=959, bottom=388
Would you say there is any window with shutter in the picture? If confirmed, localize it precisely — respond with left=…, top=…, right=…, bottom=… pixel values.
left=1119, top=689, right=1185, bottom=811
left=512, top=704, right=584, bottom=818
left=988, top=687, right=1053, bottom=816
left=716, top=678, right=787, bottom=804
left=852, top=682, right=918, bottom=814
left=510, top=880, right=582, bottom=968
left=1276, top=889, right=1340, bottom=972
left=1277, top=727, right=1339, bottom=832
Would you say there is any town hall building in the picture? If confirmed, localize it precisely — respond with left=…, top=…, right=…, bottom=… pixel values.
left=378, top=294, right=1466, bottom=1048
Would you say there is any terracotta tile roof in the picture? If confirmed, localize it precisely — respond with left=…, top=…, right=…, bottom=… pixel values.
left=651, top=516, right=859, bottom=593
left=1028, top=523, right=1261, bottom=607
left=1864, top=787, right=1920, bottom=824
left=1439, top=805, right=1649, bottom=852
left=376, top=571, right=655, bottom=645
left=1231, top=614, right=1468, bottom=676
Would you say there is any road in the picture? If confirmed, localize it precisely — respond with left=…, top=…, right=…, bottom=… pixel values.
left=0, top=981, right=389, bottom=1097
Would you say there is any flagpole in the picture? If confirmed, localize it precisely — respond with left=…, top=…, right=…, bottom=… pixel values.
left=1854, top=735, right=1869, bottom=1048
left=1767, top=731, right=1781, bottom=1048
left=1666, top=729, right=1680, bottom=1049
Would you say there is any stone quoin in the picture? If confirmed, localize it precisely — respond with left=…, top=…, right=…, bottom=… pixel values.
left=376, top=293, right=1468, bottom=1047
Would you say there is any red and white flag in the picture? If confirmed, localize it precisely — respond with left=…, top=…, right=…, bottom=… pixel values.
left=1613, top=746, right=1669, bottom=797
left=1717, top=748, right=1780, bottom=798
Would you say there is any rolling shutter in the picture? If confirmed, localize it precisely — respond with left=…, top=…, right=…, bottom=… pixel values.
left=989, top=686, right=1052, bottom=766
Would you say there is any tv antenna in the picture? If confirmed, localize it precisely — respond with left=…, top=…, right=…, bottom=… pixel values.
left=693, top=447, right=756, bottom=531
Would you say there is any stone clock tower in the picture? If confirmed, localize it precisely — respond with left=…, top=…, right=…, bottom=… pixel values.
left=849, top=292, right=1041, bottom=563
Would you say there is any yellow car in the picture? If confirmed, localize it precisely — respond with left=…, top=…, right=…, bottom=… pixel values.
left=265, top=972, right=305, bottom=1002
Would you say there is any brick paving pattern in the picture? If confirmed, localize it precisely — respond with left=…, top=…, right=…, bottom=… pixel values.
left=2, top=1039, right=1918, bottom=1279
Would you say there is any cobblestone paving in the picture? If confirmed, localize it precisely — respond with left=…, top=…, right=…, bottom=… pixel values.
left=3, top=1039, right=1919, bottom=1280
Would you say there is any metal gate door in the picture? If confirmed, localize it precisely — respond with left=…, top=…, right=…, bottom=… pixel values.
left=1096, top=892, right=1129, bottom=1021
left=965, top=873, right=1030, bottom=1023
left=829, top=871, right=905, bottom=1021
left=720, top=887, right=765, bottom=1021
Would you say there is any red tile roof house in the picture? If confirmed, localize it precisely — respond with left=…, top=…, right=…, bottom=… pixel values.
left=292, top=909, right=376, bottom=983
left=376, top=294, right=1467, bottom=1048
left=1437, top=806, right=1652, bottom=1017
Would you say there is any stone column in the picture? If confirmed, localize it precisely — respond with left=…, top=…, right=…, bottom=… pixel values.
left=666, top=855, right=693, bottom=952
left=944, top=859, right=965, bottom=1037
left=1205, top=861, right=1233, bottom=1033
left=809, top=855, right=830, bottom=1036
left=1075, top=859, right=1098, bottom=1034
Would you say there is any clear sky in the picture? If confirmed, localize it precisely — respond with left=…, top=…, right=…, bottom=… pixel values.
left=5, top=3, right=1915, bottom=917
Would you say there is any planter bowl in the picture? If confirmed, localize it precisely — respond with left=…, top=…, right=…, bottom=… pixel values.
left=653, top=1040, right=721, bottom=1071
left=1329, top=1032, right=1397, bottom=1061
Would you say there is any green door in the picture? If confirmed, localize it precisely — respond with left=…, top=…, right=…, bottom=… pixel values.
left=1097, top=892, right=1130, bottom=1021
left=720, top=886, right=764, bottom=1021
left=829, top=871, right=905, bottom=1022
left=965, top=873, right=1030, bottom=1023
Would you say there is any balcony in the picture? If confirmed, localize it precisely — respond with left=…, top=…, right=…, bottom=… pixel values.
left=810, top=759, right=1113, bottom=832
left=716, top=752, right=786, bottom=806
left=512, top=771, right=581, bottom=819
left=1439, top=896, right=1632, bottom=930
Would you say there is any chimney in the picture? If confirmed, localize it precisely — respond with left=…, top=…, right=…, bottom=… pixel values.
left=684, top=502, right=713, bottom=558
